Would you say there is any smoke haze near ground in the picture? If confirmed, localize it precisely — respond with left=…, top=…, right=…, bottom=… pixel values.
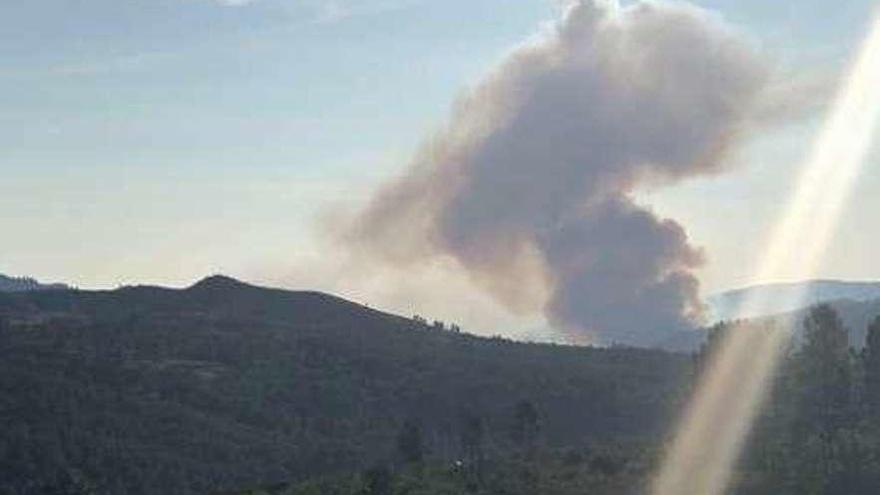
left=342, top=0, right=769, bottom=345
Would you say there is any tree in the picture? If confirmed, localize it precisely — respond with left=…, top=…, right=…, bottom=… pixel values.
left=511, top=400, right=540, bottom=455
left=796, top=304, right=854, bottom=482
left=460, top=412, right=485, bottom=464
left=696, top=322, right=731, bottom=374
left=0, top=316, right=7, bottom=351
left=396, top=420, right=424, bottom=465
left=863, top=316, right=880, bottom=412
left=799, top=304, right=852, bottom=431
left=362, top=464, right=392, bottom=495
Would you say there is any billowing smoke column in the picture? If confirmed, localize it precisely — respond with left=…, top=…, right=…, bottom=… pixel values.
left=348, top=0, right=767, bottom=345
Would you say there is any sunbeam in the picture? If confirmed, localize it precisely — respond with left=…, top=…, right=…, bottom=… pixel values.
left=652, top=13, right=880, bottom=495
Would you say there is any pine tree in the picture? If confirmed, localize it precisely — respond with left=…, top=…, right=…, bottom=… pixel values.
left=863, top=316, right=880, bottom=412
left=396, top=420, right=424, bottom=465
left=799, top=304, right=852, bottom=432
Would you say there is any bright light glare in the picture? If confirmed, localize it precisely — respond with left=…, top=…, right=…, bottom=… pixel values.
left=652, top=14, right=880, bottom=495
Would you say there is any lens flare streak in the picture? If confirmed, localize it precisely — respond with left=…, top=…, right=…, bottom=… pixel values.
left=653, top=14, right=880, bottom=495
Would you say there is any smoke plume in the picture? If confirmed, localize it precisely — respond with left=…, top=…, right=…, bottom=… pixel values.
left=346, top=0, right=768, bottom=345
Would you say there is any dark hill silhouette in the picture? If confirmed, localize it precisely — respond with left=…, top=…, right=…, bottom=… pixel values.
left=0, top=275, right=691, bottom=494
left=0, top=273, right=69, bottom=292
left=0, top=275, right=403, bottom=329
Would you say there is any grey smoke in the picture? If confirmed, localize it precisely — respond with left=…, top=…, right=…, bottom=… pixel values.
left=347, top=0, right=768, bottom=345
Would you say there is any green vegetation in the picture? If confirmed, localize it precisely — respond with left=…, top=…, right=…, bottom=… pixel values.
left=725, top=306, right=880, bottom=494
left=244, top=304, right=880, bottom=495
left=273, top=448, right=652, bottom=495
left=5, top=276, right=880, bottom=494
left=0, top=273, right=69, bottom=293
left=0, top=277, right=689, bottom=494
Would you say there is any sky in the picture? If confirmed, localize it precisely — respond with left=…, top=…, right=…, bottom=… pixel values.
left=3, top=0, right=880, bottom=336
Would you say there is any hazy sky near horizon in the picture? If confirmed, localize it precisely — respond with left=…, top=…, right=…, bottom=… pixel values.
left=3, top=0, right=880, bottom=334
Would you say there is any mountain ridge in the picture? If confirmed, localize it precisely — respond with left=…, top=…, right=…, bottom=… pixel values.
left=0, top=273, right=690, bottom=494
left=706, top=279, right=880, bottom=321
left=0, top=273, right=70, bottom=292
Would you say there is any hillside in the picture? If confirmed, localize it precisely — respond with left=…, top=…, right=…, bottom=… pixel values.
left=0, top=273, right=69, bottom=293
left=0, top=276, right=692, bottom=494
left=707, top=280, right=880, bottom=321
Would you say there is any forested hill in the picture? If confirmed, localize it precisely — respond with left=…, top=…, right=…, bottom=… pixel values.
left=0, top=276, right=692, bottom=495
left=0, top=273, right=69, bottom=292
left=0, top=275, right=407, bottom=329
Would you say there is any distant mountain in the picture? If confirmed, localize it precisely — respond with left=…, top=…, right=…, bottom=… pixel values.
left=706, top=280, right=880, bottom=322
left=0, top=273, right=70, bottom=292
left=748, top=297, right=880, bottom=349
left=0, top=275, right=690, bottom=494
left=690, top=280, right=880, bottom=350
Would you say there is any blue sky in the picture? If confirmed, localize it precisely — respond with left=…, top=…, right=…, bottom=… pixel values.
left=3, top=0, right=880, bottom=328
left=2, top=0, right=554, bottom=288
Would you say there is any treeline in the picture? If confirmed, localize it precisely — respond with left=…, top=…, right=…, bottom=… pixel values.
left=252, top=400, right=653, bottom=495
left=0, top=280, right=690, bottom=494
left=14, top=278, right=878, bottom=495
left=0, top=274, right=68, bottom=293
left=712, top=305, right=880, bottom=494
left=264, top=305, right=880, bottom=495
